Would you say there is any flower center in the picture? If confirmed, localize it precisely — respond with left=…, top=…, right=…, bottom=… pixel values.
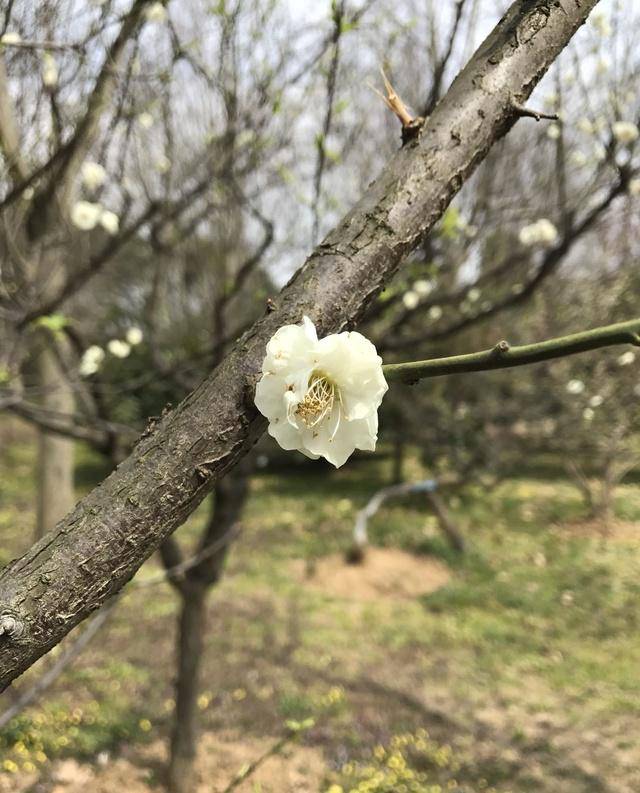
left=295, top=373, right=335, bottom=427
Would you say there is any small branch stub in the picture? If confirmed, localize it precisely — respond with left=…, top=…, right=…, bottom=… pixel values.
left=371, top=68, right=425, bottom=145
left=511, top=98, right=559, bottom=122
left=0, top=614, right=25, bottom=639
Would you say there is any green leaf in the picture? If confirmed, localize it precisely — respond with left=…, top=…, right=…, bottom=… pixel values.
left=34, top=314, right=69, bottom=333
left=440, top=206, right=461, bottom=240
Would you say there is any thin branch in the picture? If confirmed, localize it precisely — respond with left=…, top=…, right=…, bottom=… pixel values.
left=510, top=98, right=559, bottom=122
left=383, top=317, right=640, bottom=383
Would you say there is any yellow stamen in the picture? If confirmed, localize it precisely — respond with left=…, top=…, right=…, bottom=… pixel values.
left=295, top=373, right=335, bottom=427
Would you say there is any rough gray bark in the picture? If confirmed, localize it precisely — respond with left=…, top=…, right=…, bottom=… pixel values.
left=0, top=0, right=600, bottom=691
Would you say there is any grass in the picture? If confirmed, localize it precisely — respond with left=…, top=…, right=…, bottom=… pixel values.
left=1, top=421, right=640, bottom=791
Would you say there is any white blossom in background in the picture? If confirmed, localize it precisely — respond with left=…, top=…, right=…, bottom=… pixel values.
left=81, top=161, right=107, bottom=191
left=595, top=58, right=610, bottom=75
left=546, top=124, right=560, bottom=140
left=254, top=316, right=387, bottom=468
left=428, top=305, right=443, bottom=320
left=629, top=179, right=640, bottom=197
left=41, top=52, right=58, bottom=87
left=591, top=11, right=612, bottom=36
left=145, top=2, right=167, bottom=22
left=570, top=150, right=587, bottom=167
left=107, top=339, right=131, bottom=358
left=21, top=186, right=34, bottom=201
left=593, top=143, right=607, bottom=163
left=0, top=32, right=21, bottom=44
left=155, top=155, right=171, bottom=174
left=589, top=394, right=604, bottom=408
left=137, top=112, right=154, bottom=129
left=582, top=407, right=595, bottom=422
left=577, top=117, right=594, bottom=135
left=612, top=121, right=639, bottom=145
left=518, top=218, right=558, bottom=247
left=79, top=345, right=105, bottom=377
left=99, top=210, right=119, bottom=235
left=126, top=327, right=143, bottom=346
left=566, top=379, right=585, bottom=395
left=467, top=287, right=481, bottom=303
left=402, top=291, right=419, bottom=310
left=618, top=351, right=636, bottom=366
left=413, top=279, right=433, bottom=297
left=70, top=200, right=102, bottom=230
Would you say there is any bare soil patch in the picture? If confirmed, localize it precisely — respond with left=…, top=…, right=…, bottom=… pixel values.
left=293, top=547, right=450, bottom=601
left=555, top=517, right=640, bottom=542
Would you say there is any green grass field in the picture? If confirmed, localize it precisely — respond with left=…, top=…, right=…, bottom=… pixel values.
left=1, top=423, right=640, bottom=792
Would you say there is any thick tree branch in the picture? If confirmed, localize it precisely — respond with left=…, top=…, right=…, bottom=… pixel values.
left=0, top=0, right=601, bottom=691
left=383, top=317, right=640, bottom=382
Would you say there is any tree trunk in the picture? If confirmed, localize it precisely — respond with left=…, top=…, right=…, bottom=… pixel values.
left=425, top=490, right=465, bottom=553
left=35, top=345, right=75, bottom=539
left=167, top=583, right=207, bottom=793
left=165, top=471, right=250, bottom=792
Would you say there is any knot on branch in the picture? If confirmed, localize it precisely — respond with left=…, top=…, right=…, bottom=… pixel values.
left=492, top=340, right=511, bottom=356
left=0, top=614, right=25, bottom=639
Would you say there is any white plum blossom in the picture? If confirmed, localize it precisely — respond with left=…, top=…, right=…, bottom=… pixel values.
left=413, top=279, right=433, bottom=297
left=107, top=339, right=131, bottom=358
left=145, top=1, right=167, bottom=22
left=41, top=52, right=58, bottom=87
left=612, top=121, right=639, bottom=145
left=589, top=394, right=604, bottom=408
left=99, top=209, right=119, bottom=235
left=582, top=407, right=595, bottom=422
left=595, top=58, right=610, bottom=75
left=428, top=305, right=443, bottom=321
left=79, top=345, right=105, bottom=377
left=0, top=32, right=21, bottom=45
left=137, top=112, right=154, bottom=129
left=518, top=218, right=558, bottom=247
left=81, top=161, right=107, bottom=191
left=155, top=154, right=171, bottom=174
left=577, top=117, right=594, bottom=135
left=566, top=379, right=585, bottom=395
left=71, top=200, right=102, bottom=230
left=402, top=291, right=419, bottom=310
left=467, top=287, right=481, bottom=303
left=254, top=316, right=388, bottom=468
left=629, top=179, right=640, bottom=197
left=126, top=326, right=143, bottom=346
left=591, top=11, right=612, bottom=36
left=618, top=351, right=636, bottom=366
left=593, top=143, right=607, bottom=163
left=546, top=124, right=560, bottom=140
left=570, top=150, right=587, bottom=167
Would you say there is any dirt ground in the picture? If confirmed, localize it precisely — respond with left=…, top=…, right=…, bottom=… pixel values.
left=1, top=732, right=326, bottom=793
left=292, top=546, right=451, bottom=601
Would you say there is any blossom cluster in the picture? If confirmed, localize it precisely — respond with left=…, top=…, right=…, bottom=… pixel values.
left=518, top=218, right=558, bottom=248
